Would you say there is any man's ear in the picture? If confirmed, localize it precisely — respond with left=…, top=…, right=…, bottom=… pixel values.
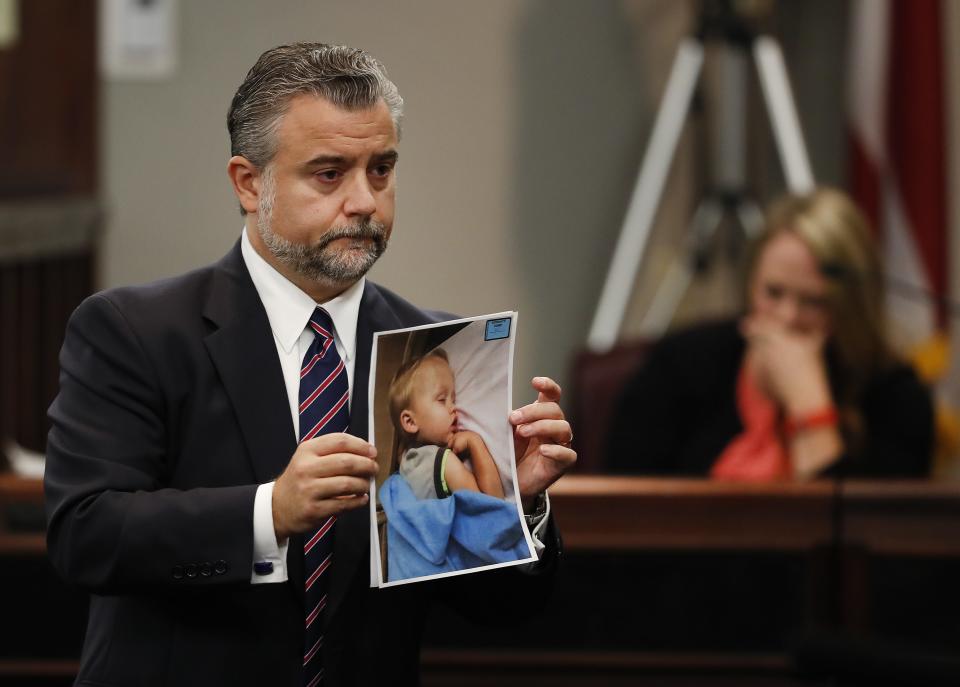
left=399, top=410, right=418, bottom=435
left=227, top=156, right=262, bottom=214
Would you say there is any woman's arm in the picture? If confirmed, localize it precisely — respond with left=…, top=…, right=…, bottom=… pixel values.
left=744, top=316, right=843, bottom=478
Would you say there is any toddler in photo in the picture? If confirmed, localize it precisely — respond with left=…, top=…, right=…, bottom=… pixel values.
left=377, top=347, right=530, bottom=583
left=388, top=349, right=505, bottom=501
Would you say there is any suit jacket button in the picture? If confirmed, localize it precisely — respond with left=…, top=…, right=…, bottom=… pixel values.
left=185, top=563, right=198, bottom=579
left=172, top=565, right=184, bottom=580
left=214, top=560, right=228, bottom=575
left=200, top=562, right=212, bottom=577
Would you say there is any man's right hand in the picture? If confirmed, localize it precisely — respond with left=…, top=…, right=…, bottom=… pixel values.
left=272, top=433, right=378, bottom=543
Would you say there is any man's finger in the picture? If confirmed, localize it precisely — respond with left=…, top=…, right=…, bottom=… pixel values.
left=510, top=401, right=563, bottom=425
left=532, top=376, right=562, bottom=403
left=302, top=432, right=376, bottom=458
left=515, top=419, right=572, bottom=443
left=305, top=454, right=379, bottom=479
left=328, top=494, right=370, bottom=514
left=517, top=444, right=577, bottom=497
left=308, top=494, right=370, bottom=521
left=538, top=443, right=577, bottom=467
left=312, top=475, right=372, bottom=500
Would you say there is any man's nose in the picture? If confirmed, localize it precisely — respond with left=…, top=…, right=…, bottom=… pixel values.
left=343, top=173, right=377, bottom=217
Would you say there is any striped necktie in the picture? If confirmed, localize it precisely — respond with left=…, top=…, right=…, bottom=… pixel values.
left=300, top=307, right=350, bottom=687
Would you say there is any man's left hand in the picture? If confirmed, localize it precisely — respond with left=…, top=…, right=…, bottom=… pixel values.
left=510, top=376, right=576, bottom=509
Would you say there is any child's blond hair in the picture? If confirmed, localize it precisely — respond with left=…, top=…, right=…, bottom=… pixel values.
left=387, top=348, right=449, bottom=446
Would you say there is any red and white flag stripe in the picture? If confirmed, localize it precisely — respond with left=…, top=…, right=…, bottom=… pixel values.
left=847, top=0, right=948, bottom=348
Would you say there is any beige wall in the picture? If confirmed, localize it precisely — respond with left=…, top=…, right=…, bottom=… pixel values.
left=100, top=0, right=688, bottom=406
left=100, top=0, right=853, bottom=408
left=101, top=0, right=535, bottom=404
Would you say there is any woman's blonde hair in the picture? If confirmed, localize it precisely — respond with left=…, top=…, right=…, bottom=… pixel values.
left=748, top=188, right=893, bottom=439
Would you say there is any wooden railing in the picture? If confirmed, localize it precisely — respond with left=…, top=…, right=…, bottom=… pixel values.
left=4, top=474, right=960, bottom=685
left=548, top=475, right=960, bottom=555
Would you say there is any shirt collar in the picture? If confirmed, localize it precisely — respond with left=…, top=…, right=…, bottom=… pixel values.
left=240, top=227, right=364, bottom=362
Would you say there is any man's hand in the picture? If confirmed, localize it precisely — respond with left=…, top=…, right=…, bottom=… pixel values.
left=272, top=433, right=378, bottom=543
left=510, top=377, right=576, bottom=508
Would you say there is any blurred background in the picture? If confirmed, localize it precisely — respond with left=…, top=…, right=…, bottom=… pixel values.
left=1, top=0, right=959, bottom=685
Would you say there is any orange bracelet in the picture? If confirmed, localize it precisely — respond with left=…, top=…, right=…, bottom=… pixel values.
left=784, top=407, right=838, bottom=438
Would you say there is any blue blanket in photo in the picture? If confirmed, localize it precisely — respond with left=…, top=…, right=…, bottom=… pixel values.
left=379, top=473, right=531, bottom=582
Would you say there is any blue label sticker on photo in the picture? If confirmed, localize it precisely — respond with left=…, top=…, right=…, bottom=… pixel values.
left=484, top=317, right=512, bottom=341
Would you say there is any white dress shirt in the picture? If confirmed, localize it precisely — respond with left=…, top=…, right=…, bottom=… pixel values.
left=240, top=228, right=547, bottom=584
left=242, top=229, right=365, bottom=583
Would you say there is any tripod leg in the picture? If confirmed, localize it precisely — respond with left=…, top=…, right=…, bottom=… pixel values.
left=639, top=198, right=725, bottom=336
left=587, top=39, right=704, bottom=352
left=753, top=36, right=815, bottom=193
left=735, top=198, right=765, bottom=240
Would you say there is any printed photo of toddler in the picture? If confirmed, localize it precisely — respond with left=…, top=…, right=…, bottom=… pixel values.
left=389, top=349, right=505, bottom=502
left=370, top=314, right=534, bottom=586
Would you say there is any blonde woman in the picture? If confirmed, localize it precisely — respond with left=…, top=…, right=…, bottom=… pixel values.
left=609, top=187, right=933, bottom=479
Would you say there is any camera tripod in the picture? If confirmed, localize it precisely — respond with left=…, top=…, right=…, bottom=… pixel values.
left=587, top=0, right=815, bottom=352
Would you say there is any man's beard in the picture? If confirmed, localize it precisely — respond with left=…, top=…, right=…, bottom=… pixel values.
left=256, top=169, right=389, bottom=286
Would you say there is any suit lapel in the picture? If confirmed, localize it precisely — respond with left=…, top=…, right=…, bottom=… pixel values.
left=201, top=243, right=297, bottom=486
left=202, top=244, right=305, bottom=602
left=202, top=251, right=404, bottom=618
left=325, top=282, right=404, bottom=627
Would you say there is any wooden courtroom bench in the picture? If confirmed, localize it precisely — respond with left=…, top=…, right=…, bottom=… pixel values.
left=6, top=475, right=960, bottom=686
left=423, top=476, right=960, bottom=685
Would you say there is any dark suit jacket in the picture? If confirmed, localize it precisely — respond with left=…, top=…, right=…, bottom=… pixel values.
left=45, top=242, right=557, bottom=687
left=607, top=319, right=934, bottom=477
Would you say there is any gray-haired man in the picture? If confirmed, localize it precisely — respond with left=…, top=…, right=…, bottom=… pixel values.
left=45, top=43, right=575, bottom=687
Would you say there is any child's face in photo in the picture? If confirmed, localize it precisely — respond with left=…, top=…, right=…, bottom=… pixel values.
left=407, top=357, right=458, bottom=446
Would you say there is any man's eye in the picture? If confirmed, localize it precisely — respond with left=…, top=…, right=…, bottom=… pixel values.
left=316, top=170, right=341, bottom=182
left=371, top=164, right=393, bottom=178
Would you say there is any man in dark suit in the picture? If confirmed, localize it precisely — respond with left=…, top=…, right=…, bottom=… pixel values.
left=44, top=43, right=575, bottom=686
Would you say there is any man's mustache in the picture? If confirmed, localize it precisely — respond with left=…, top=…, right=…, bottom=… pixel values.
left=314, top=221, right=388, bottom=249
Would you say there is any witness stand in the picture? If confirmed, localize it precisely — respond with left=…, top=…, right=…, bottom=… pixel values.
left=4, top=474, right=960, bottom=685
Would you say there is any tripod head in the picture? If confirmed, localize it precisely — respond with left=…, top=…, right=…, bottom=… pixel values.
left=696, top=0, right=772, bottom=47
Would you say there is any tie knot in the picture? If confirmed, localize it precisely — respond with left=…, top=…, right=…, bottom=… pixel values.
left=308, top=308, right=335, bottom=342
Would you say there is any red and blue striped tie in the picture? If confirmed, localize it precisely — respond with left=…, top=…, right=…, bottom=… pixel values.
left=300, top=307, right=349, bottom=687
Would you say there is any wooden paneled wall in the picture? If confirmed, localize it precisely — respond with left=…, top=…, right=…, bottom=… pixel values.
left=0, top=1, right=98, bottom=457
left=0, top=252, right=92, bottom=452
left=0, top=1, right=97, bottom=199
